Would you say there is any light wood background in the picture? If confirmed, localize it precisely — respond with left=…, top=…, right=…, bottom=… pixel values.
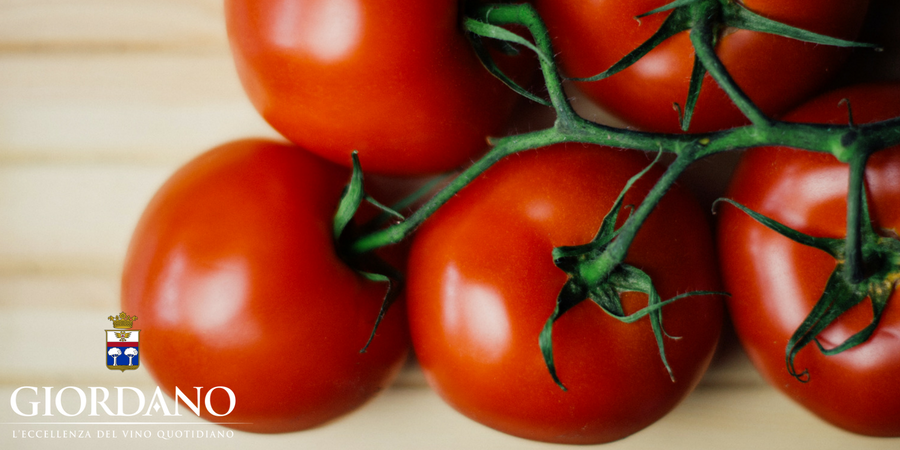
left=1, top=1, right=898, bottom=449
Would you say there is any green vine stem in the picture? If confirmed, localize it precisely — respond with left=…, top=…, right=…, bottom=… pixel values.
left=343, top=0, right=900, bottom=383
left=349, top=3, right=900, bottom=257
left=845, top=150, right=870, bottom=284
left=688, top=1, right=771, bottom=128
left=577, top=151, right=697, bottom=286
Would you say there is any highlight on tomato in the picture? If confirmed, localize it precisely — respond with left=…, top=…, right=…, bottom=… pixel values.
left=224, top=0, right=535, bottom=176
left=406, top=143, right=724, bottom=444
left=717, top=83, right=900, bottom=437
left=533, top=0, right=870, bottom=133
left=120, top=139, right=410, bottom=433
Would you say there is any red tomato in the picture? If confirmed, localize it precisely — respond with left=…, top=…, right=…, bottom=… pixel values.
left=533, top=0, right=870, bottom=133
left=121, top=139, right=409, bottom=433
left=406, top=144, right=724, bottom=444
left=717, top=84, right=900, bottom=436
left=225, top=0, right=534, bottom=176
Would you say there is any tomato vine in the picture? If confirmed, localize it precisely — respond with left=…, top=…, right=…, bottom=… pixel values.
left=343, top=0, right=900, bottom=386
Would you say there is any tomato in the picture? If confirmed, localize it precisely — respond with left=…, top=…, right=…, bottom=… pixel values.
left=717, top=84, right=900, bottom=436
left=121, top=139, right=409, bottom=433
left=406, top=144, right=724, bottom=444
left=533, top=0, right=870, bottom=133
left=224, top=0, right=534, bottom=176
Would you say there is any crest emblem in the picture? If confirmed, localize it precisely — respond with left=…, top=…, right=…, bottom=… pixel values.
left=106, top=312, right=139, bottom=371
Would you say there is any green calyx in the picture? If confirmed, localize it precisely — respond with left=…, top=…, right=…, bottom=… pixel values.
left=341, top=2, right=900, bottom=384
left=567, top=0, right=877, bottom=132
left=464, top=14, right=553, bottom=107
left=540, top=154, right=725, bottom=391
left=716, top=197, right=900, bottom=382
left=333, top=151, right=405, bottom=354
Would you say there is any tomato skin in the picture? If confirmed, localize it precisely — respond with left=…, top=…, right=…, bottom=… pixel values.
left=718, top=84, right=900, bottom=436
left=533, top=0, right=869, bottom=133
left=407, top=144, right=723, bottom=444
left=224, top=0, right=532, bottom=176
left=121, top=139, right=409, bottom=433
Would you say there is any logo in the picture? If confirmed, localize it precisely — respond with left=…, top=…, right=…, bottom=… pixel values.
left=106, top=312, right=139, bottom=372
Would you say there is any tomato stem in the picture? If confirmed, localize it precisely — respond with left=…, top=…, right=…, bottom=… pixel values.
left=845, top=151, right=870, bottom=284
left=688, top=1, right=773, bottom=129
left=577, top=151, right=700, bottom=294
left=349, top=128, right=560, bottom=254
left=341, top=3, right=900, bottom=378
left=467, top=3, right=581, bottom=128
left=347, top=3, right=900, bottom=256
left=715, top=197, right=900, bottom=381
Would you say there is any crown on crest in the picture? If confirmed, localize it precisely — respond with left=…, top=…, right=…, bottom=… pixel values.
left=108, top=312, right=137, bottom=329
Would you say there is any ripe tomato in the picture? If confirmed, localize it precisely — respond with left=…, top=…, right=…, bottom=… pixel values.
left=717, top=84, right=900, bottom=436
left=225, top=0, right=534, bottom=176
left=533, top=0, right=870, bottom=133
left=406, top=144, right=723, bottom=444
left=121, top=139, right=409, bottom=433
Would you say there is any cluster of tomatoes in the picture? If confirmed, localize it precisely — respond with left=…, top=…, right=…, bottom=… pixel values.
left=120, top=0, right=900, bottom=444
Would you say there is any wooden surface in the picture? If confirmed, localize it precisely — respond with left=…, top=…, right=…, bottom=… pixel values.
left=2, top=1, right=898, bottom=448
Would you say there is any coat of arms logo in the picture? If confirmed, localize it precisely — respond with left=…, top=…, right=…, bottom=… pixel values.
left=106, top=312, right=140, bottom=371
